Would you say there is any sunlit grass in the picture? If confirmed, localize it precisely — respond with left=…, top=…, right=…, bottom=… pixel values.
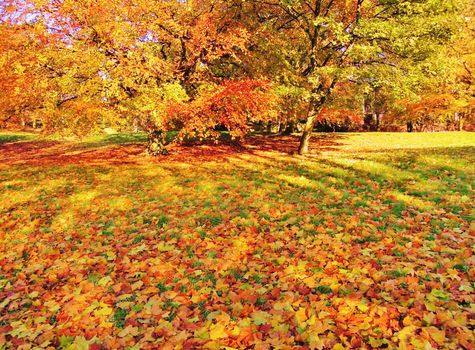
left=333, top=131, right=475, bottom=151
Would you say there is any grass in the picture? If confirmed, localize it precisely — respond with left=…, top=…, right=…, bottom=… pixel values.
left=333, top=131, right=475, bottom=151
left=0, top=130, right=38, bottom=144
left=0, top=131, right=474, bottom=349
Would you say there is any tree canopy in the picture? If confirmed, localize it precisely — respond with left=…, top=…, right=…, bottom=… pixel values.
left=0, top=0, right=473, bottom=153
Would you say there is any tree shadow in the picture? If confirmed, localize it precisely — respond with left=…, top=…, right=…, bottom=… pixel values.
left=244, top=133, right=348, bottom=154
left=101, top=133, right=148, bottom=145
left=0, top=141, right=144, bottom=166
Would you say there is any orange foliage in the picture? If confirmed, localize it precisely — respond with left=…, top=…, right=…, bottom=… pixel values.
left=403, top=94, right=455, bottom=117
left=318, top=107, right=364, bottom=126
left=168, top=80, right=277, bottom=140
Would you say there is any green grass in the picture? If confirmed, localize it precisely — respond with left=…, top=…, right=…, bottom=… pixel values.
left=0, top=130, right=38, bottom=143
left=333, top=131, right=475, bottom=151
left=0, top=131, right=474, bottom=349
left=92, top=132, right=149, bottom=144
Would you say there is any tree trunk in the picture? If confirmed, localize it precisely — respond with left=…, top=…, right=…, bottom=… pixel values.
left=298, top=96, right=326, bottom=155
left=146, top=130, right=168, bottom=156
left=282, top=121, right=295, bottom=135
left=298, top=114, right=317, bottom=155
left=407, top=122, right=414, bottom=133
left=266, top=121, right=272, bottom=134
left=456, top=113, right=464, bottom=131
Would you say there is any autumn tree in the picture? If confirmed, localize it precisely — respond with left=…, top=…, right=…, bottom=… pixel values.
left=0, top=21, right=50, bottom=128
left=3, top=0, right=275, bottom=154
left=383, top=2, right=474, bottom=132
left=1, top=0, right=470, bottom=153
left=232, top=0, right=465, bottom=153
left=447, top=1, right=475, bottom=129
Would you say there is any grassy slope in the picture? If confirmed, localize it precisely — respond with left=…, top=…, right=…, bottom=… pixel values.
left=0, top=132, right=474, bottom=349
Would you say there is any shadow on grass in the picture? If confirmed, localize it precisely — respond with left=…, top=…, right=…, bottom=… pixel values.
left=1, top=132, right=473, bottom=174
left=0, top=134, right=34, bottom=144
left=101, top=133, right=148, bottom=145
left=244, top=133, right=349, bottom=154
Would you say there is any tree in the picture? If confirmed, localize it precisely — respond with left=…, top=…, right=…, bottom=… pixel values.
left=392, top=93, right=455, bottom=131
left=0, top=22, right=50, bottom=128
left=1, top=0, right=469, bottom=153
left=3, top=0, right=274, bottom=154
left=233, top=0, right=464, bottom=153
left=168, top=80, right=276, bottom=141
left=382, top=1, right=475, bottom=133
left=448, top=0, right=475, bottom=129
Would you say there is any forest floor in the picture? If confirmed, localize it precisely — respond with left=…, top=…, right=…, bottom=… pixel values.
left=0, top=131, right=474, bottom=349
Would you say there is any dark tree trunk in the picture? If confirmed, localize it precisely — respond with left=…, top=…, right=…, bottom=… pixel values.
left=266, top=121, right=273, bottom=134
left=407, top=122, right=414, bottom=133
left=146, top=130, right=168, bottom=156
left=282, top=122, right=295, bottom=135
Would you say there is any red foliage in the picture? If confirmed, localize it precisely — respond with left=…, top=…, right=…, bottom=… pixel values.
left=403, top=94, right=454, bottom=117
left=167, top=80, right=276, bottom=140
left=318, top=107, right=364, bottom=126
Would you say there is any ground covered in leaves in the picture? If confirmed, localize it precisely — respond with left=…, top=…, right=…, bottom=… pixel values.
left=0, top=132, right=474, bottom=349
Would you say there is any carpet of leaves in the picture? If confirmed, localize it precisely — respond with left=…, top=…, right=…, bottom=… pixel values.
left=0, top=132, right=474, bottom=349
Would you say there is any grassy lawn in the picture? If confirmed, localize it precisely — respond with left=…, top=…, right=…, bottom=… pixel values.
left=0, top=131, right=39, bottom=144
left=0, top=132, right=474, bottom=349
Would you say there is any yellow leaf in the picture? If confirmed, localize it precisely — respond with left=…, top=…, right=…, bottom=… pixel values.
left=194, top=327, right=210, bottom=340
left=357, top=302, right=369, bottom=312
left=424, top=301, right=437, bottom=312
left=29, top=291, right=39, bottom=299
left=94, top=305, right=113, bottom=318
left=131, top=281, right=143, bottom=291
left=307, top=314, right=317, bottom=326
left=105, top=251, right=116, bottom=261
left=118, top=326, right=139, bottom=338
left=427, top=327, right=445, bottom=345
left=303, top=276, right=317, bottom=288
left=98, top=276, right=112, bottom=286
left=369, top=337, right=385, bottom=347
left=423, top=313, right=435, bottom=325
left=309, top=333, right=324, bottom=350
left=397, top=325, right=417, bottom=342
left=252, top=311, right=270, bottom=325
left=338, top=305, right=352, bottom=316
left=230, top=326, right=240, bottom=336
left=295, top=308, right=307, bottom=324
left=209, top=323, right=227, bottom=340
